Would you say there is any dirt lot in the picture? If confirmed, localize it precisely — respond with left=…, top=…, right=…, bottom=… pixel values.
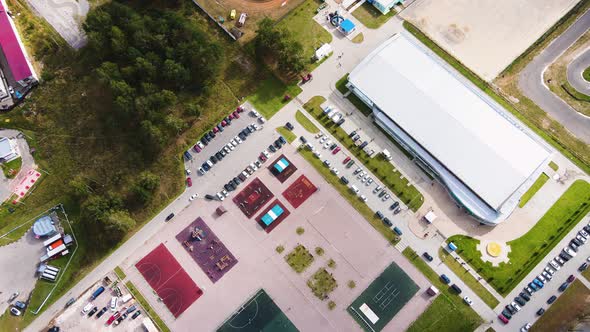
left=401, top=0, right=580, bottom=81
left=118, top=143, right=432, bottom=332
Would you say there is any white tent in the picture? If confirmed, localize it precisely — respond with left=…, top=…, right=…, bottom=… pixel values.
left=314, top=43, right=333, bottom=61
left=424, top=211, right=437, bottom=224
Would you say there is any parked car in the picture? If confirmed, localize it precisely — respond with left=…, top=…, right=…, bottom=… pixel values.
left=96, top=307, right=108, bottom=318
left=536, top=308, right=545, bottom=316
left=519, top=292, right=530, bottom=302
left=107, top=312, right=121, bottom=325
left=343, top=156, right=351, bottom=164
left=451, top=284, right=462, bottom=294
left=285, top=122, right=294, bottom=130
left=547, top=295, right=557, bottom=304
left=390, top=201, right=400, bottom=210
left=440, top=274, right=451, bottom=284
left=579, top=262, right=588, bottom=271
left=186, top=177, right=192, bottom=187
left=383, top=217, right=392, bottom=226
left=14, top=301, right=26, bottom=310
left=88, top=306, right=99, bottom=317
left=332, top=147, right=341, bottom=154
left=521, top=323, right=532, bottom=332
left=558, top=282, right=569, bottom=292
left=498, top=314, right=509, bottom=324
left=463, top=296, right=473, bottom=306
left=514, top=296, right=526, bottom=306
left=10, top=307, right=21, bottom=316
left=422, top=252, right=433, bottom=262
left=375, top=211, right=384, bottom=220
left=567, top=274, right=576, bottom=282
left=165, top=213, right=175, bottom=222
left=393, top=227, right=403, bottom=235
left=131, top=310, right=142, bottom=319
left=511, top=301, right=521, bottom=311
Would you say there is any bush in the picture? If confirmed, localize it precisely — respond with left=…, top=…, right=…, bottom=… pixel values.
left=296, top=227, right=305, bottom=235
left=328, top=259, right=336, bottom=269
left=328, top=301, right=336, bottom=310
left=276, top=245, right=285, bottom=254
left=315, top=247, right=324, bottom=256
left=348, top=280, right=356, bottom=289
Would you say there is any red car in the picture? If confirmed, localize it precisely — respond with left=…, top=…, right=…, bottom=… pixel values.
left=259, top=153, right=267, bottom=162
left=498, top=314, right=509, bottom=324
left=236, top=106, right=244, bottom=113
left=193, top=145, right=201, bottom=153
left=228, top=113, right=235, bottom=120
left=567, top=274, right=576, bottom=282
left=107, top=312, right=121, bottom=325
left=332, top=147, right=341, bottom=155
left=233, top=111, right=240, bottom=118
left=213, top=126, right=219, bottom=133
left=343, top=156, right=351, bottom=164
left=186, top=177, right=192, bottom=187
left=221, top=120, right=227, bottom=127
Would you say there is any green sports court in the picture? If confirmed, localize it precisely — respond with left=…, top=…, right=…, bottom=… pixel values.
left=348, top=262, right=419, bottom=332
left=217, top=289, right=299, bottom=332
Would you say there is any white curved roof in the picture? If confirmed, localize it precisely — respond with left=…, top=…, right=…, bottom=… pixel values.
left=349, top=34, right=550, bottom=209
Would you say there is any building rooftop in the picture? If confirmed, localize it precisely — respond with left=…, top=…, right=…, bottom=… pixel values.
left=0, top=1, right=33, bottom=82
left=349, top=34, right=550, bottom=210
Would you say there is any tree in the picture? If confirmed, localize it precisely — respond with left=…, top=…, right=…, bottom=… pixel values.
left=103, top=210, right=136, bottom=241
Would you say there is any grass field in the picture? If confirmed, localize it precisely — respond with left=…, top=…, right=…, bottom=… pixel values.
left=404, top=19, right=590, bottom=175
left=125, top=281, right=170, bottom=332
left=1, top=157, right=22, bottom=179
left=295, top=110, right=320, bottom=133
left=449, top=179, right=590, bottom=295
left=584, top=67, right=590, bottom=82
left=247, top=77, right=302, bottom=119
left=114, top=266, right=126, bottom=280
left=403, top=248, right=483, bottom=332
left=303, top=96, right=424, bottom=211
left=299, top=148, right=401, bottom=245
left=438, top=248, right=499, bottom=308
left=335, top=74, right=373, bottom=116
left=348, top=262, right=418, bottom=332
left=352, top=2, right=396, bottom=29
left=531, top=280, right=590, bottom=332
left=278, top=0, right=333, bottom=73
left=518, top=173, right=550, bottom=208
left=276, top=127, right=297, bottom=143
left=307, top=267, right=338, bottom=299
left=549, top=161, right=559, bottom=171
left=285, top=244, right=314, bottom=273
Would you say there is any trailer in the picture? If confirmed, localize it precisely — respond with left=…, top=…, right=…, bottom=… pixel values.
left=237, top=13, right=248, bottom=27
left=90, top=286, right=105, bottom=300
left=43, top=234, right=61, bottom=247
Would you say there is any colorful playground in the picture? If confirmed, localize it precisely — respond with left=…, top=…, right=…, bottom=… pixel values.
left=282, top=174, right=317, bottom=209
left=233, top=177, right=274, bottom=218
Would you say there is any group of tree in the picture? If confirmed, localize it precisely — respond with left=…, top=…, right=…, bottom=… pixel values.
left=254, top=18, right=306, bottom=74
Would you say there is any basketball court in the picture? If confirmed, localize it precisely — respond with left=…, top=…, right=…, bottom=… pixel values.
left=233, top=177, right=274, bottom=218
left=348, top=262, right=419, bottom=332
left=217, top=289, right=298, bottom=332
left=254, top=199, right=290, bottom=233
left=176, top=217, right=238, bottom=283
left=268, top=154, right=298, bottom=183
left=135, top=243, right=203, bottom=318
left=282, top=174, right=317, bottom=208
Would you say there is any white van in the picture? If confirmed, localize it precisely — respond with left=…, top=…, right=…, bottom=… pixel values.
left=121, top=293, right=133, bottom=303
left=110, top=297, right=118, bottom=311
left=82, top=302, right=93, bottom=314
left=350, top=185, right=359, bottom=194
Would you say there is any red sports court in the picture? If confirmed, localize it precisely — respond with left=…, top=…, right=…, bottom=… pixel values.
left=255, top=199, right=290, bottom=233
left=233, top=177, right=274, bottom=218
left=135, top=244, right=203, bottom=318
left=282, top=174, right=318, bottom=208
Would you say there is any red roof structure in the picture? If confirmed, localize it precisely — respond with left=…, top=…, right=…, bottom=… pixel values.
left=0, top=2, right=33, bottom=82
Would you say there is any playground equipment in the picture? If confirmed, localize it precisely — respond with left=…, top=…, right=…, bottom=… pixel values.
left=191, top=228, right=206, bottom=241
left=328, top=11, right=344, bottom=27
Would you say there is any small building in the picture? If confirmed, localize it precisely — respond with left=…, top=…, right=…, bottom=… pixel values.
left=261, top=204, right=284, bottom=227
left=32, top=215, right=57, bottom=238
left=273, top=158, right=290, bottom=174
left=426, top=285, right=439, bottom=296
left=216, top=206, right=227, bottom=216
left=424, top=210, right=437, bottom=224
left=339, top=19, right=356, bottom=36
left=314, top=43, right=333, bottom=62
left=0, top=137, right=18, bottom=162
left=367, top=0, right=404, bottom=15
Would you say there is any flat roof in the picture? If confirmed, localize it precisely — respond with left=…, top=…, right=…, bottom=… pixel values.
left=348, top=34, right=550, bottom=209
left=0, top=1, right=33, bottom=82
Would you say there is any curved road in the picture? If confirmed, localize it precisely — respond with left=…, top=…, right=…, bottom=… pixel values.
left=519, top=8, right=590, bottom=144
left=567, top=48, right=590, bottom=95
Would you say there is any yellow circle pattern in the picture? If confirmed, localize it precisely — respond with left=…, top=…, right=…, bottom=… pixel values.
left=486, top=242, right=502, bottom=257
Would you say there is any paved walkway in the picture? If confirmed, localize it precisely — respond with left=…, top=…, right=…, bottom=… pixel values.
left=567, top=47, right=590, bottom=95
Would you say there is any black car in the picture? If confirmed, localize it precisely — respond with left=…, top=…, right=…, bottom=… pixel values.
left=204, top=194, right=216, bottom=200
left=225, top=116, right=232, bottom=124
left=210, top=156, right=218, bottom=164
left=285, top=122, right=294, bottom=130
left=202, top=134, right=211, bottom=143
left=359, top=141, right=368, bottom=149
left=580, top=262, right=589, bottom=271
left=519, top=292, right=530, bottom=301
left=131, top=310, right=142, bottom=319
left=200, top=137, right=209, bottom=146
left=87, top=306, right=98, bottom=317
left=383, top=217, right=392, bottom=226
left=451, top=284, right=462, bottom=294
left=228, top=182, right=235, bottom=191
left=217, top=124, right=224, bottom=132
left=165, top=213, right=175, bottom=222
left=329, top=143, right=337, bottom=150
left=584, top=225, right=590, bottom=233
left=422, top=252, right=434, bottom=262
left=506, top=304, right=516, bottom=315
left=390, top=201, right=400, bottom=210
left=239, top=132, right=247, bottom=140
left=514, top=296, right=526, bottom=306
left=547, top=295, right=557, bottom=304
left=238, top=173, right=247, bottom=182
left=202, top=162, right=210, bottom=171
left=208, top=130, right=216, bottom=138
left=224, top=184, right=232, bottom=192
left=278, top=136, right=287, bottom=145
left=375, top=211, right=384, bottom=220
left=246, top=126, right=253, bottom=134
left=537, top=308, right=545, bottom=316
left=349, top=131, right=357, bottom=138
left=340, top=176, right=349, bottom=184
left=558, top=281, right=569, bottom=292
left=501, top=309, right=512, bottom=319
left=274, top=140, right=282, bottom=149
left=48, top=327, right=60, bottom=332
left=183, top=151, right=193, bottom=161
left=269, top=144, right=277, bottom=153
left=572, top=238, right=583, bottom=247
left=559, top=252, right=571, bottom=261
left=233, top=177, right=241, bottom=185
left=96, top=307, right=108, bottom=318
left=440, top=274, right=451, bottom=284
left=336, top=118, right=345, bottom=126
left=216, top=152, right=224, bottom=160
left=300, top=136, right=307, bottom=143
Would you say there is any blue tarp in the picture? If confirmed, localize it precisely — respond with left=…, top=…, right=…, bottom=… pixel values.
left=340, top=19, right=355, bottom=33
left=273, top=158, right=290, bottom=173
left=261, top=204, right=284, bottom=226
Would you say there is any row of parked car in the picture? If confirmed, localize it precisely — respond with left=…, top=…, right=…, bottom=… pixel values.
left=206, top=135, right=288, bottom=201
left=183, top=107, right=246, bottom=161
left=197, top=123, right=260, bottom=175
left=498, top=223, right=590, bottom=327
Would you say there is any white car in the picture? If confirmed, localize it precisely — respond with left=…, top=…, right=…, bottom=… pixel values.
left=196, top=141, right=205, bottom=149
left=323, top=142, right=330, bottom=149
left=250, top=162, right=258, bottom=171
left=251, top=109, right=260, bottom=117
left=330, top=167, right=339, bottom=175
left=110, top=297, right=118, bottom=311
left=222, top=189, right=228, bottom=197
left=382, top=194, right=390, bottom=201
left=350, top=185, right=360, bottom=194
left=235, top=136, right=243, bottom=144
left=241, top=171, right=249, bottom=178
left=545, top=266, right=555, bottom=275
left=373, top=185, right=382, bottom=193
left=185, top=168, right=192, bottom=175
left=357, top=171, right=367, bottom=179
left=366, top=178, right=373, bottom=185
left=313, top=151, right=322, bottom=158
left=564, top=247, right=577, bottom=257
left=577, top=234, right=587, bottom=244
left=10, top=307, right=21, bottom=316
left=82, top=303, right=94, bottom=314
left=542, top=271, right=552, bottom=281
left=549, top=260, right=560, bottom=270
left=360, top=195, right=367, bottom=202
left=262, top=150, right=270, bottom=158
left=258, top=116, right=266, bottom=123
left=511, top=301, right=521, bottom=311
left=315, top=132, right=324, bottom=139
left=521, top=323, right=531, bottom=332
left=463, top=296, right=473, bottom=306
left=361, top=176, right=368, bottom=183
left=189, top=194, right=198, bottom=201
left=323, top=160, right=331, bottom=167
left=216, top=192, right=225, bottom=201
left=580, top=229, right=589, bottom=238
left=319, top=136, right=327, bottom=144
left=227, top=143, right=235, bottom=151
left=230, top=139, right=237, bottom=147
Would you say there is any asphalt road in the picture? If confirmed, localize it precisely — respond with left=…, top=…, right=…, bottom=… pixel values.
left=567, top=48, right=590, bottom=95
left=518, top=8, right=590, bottom=144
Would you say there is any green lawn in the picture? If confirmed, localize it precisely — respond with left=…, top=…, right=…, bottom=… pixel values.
left=334, top=74, right=372, bottom=116
left=403, top=248, right=483, bottom=332
left=583, top=66, right=590, bottom=82
left=114, top=266, right=126, bottom=280
left=352, top=2, right=396, bottom=29
left=1, top=157, right=22, bottom=179
left=449, top=179, right=590, bottom=295
left=352, top=33, right=364, bottom=44
left=126, top=281, right=170, bottom=332
left=438, top=248, right=499, bottom=308
left=285, top=244, right=314, bottom=273
left=278, top=0, right=333, bottom=72
left=295, top=110, right=320, bottom=133
left=531, top=280, right=590, bottom=332
left=404, top=20, right=590, bottom=175
left=248, top=77, right=302, bottom=119
left=303, top=96, right=424, bottom=211
left=549, top=161, right=559, bottom=171
left=307, top=267, right=338, bottom=299
left=518, top=173, right=550, bottom=208
left=299, top=148, right=401, bottom=245
left=276, top=127, right=297, bottom=143
left=562, top=81, right=590, bottom=101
